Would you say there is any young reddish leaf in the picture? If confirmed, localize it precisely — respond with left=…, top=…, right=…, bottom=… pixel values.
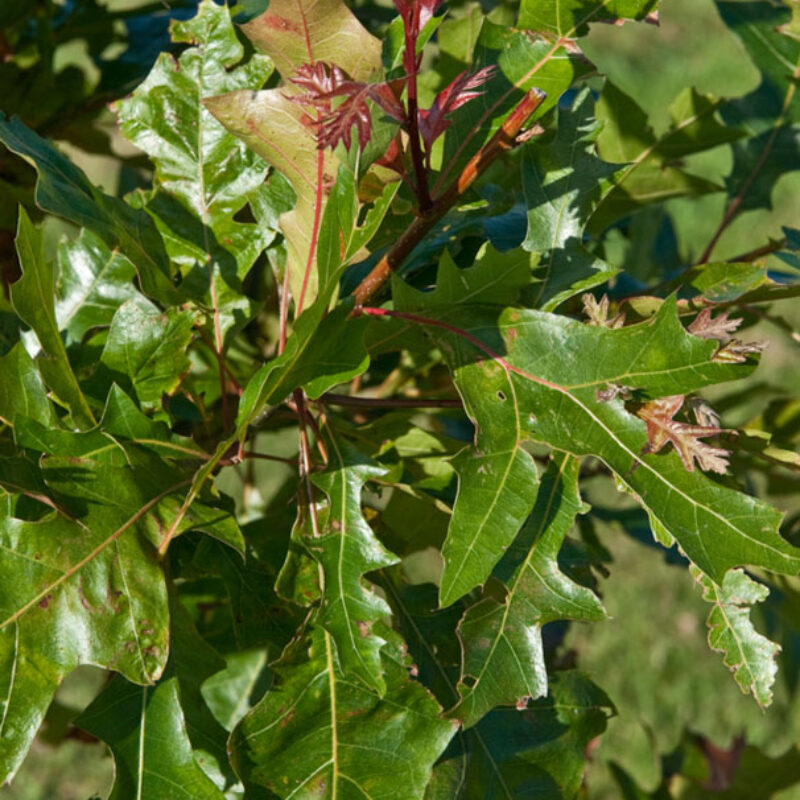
left=637, top=395, right=730, bottom=474
left=419, top=67, right=497, bottom=153
left=291, top=62, right=405, bottom=150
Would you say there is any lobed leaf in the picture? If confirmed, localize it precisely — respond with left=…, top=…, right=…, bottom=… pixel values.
left=393, top=282, right=800, bottom=588
left=692, top=566, right=780, bottom=707
left=450, top=454, right=606, bottom=728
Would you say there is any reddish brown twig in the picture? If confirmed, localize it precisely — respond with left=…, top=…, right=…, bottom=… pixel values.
left=321, top=392, right=462, bottom=409
left=351, top=88, right=546, bottom=307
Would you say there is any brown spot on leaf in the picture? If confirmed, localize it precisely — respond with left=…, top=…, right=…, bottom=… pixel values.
left=38, top=594, right=53, bottom=609
left=262, top=14, right=302, bottom=34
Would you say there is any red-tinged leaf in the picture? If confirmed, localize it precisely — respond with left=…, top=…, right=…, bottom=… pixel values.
left=291, top=62, right=405, bottom=150
left=637, top=395, right=730, bottom=474
left=419, top=67, right=497, bottom=153
left=688, top=308, right=743, bottom=341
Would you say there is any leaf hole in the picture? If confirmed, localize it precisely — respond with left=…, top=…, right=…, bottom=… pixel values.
left=496, top=391, right=506, bottom=402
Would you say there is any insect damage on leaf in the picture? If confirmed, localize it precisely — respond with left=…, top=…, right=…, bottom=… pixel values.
left=637, top=394, right=730, bottom=473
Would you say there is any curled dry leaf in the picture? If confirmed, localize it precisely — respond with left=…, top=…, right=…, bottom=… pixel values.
left=637, top=394, right=730, bottom=474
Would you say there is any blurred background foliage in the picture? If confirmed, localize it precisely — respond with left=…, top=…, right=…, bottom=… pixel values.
left=1, top=0, right=799, bottom=797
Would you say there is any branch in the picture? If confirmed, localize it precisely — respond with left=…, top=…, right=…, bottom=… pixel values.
left=321, top=392, right=462, bottom=409
left=351, top=88, right=546, bottom=307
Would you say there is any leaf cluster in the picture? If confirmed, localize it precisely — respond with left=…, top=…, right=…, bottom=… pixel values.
left=0, top=0, right=799, bottom=797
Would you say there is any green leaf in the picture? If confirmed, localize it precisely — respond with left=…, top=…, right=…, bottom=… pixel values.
left=691, top=566, right=780, bottom=707
left=393, top=254, right=539, bottom=607
left=99, top=385, right=208, bottom=462
left=311, top=438, right=399, bottom=691
left=115, top=0, right=275, bottom=346
left=521, top=89, right=621, bottom=311
left=436, top=19, right=589, bottom=195
left=450, top=454, right=606, bottom=728
left=392, top=291, right=800, bottom=584
left=11, top=208, right=95, bottom=429
left=236, top=301, right=369, bottom=434
left=518, top=0, right=659, bottom=36
left=201, top=649, right=270, bottom=733
left=385, top=579, right=613, bottom=799
left=190, top=525, right=301, bottom=653
left=229, top=626, right=456, bottom=799
left=590, top=83, right=744, bottom=232
left=0, top=115, right=177, bottom=303
left=0, top=342, right=54, bottom=427
left=54, top=229, right=141, bottom=344
left=101, top=296, right=194, bottom=409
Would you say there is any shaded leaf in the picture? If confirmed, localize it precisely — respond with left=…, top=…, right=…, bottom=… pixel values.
left=522, top=89, right=622, bottom=311
left=590, top=83, right=744, bottom=232
left=429, top=672, right=615, bottom=800
left=0, top=115, right=177, bottom=303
